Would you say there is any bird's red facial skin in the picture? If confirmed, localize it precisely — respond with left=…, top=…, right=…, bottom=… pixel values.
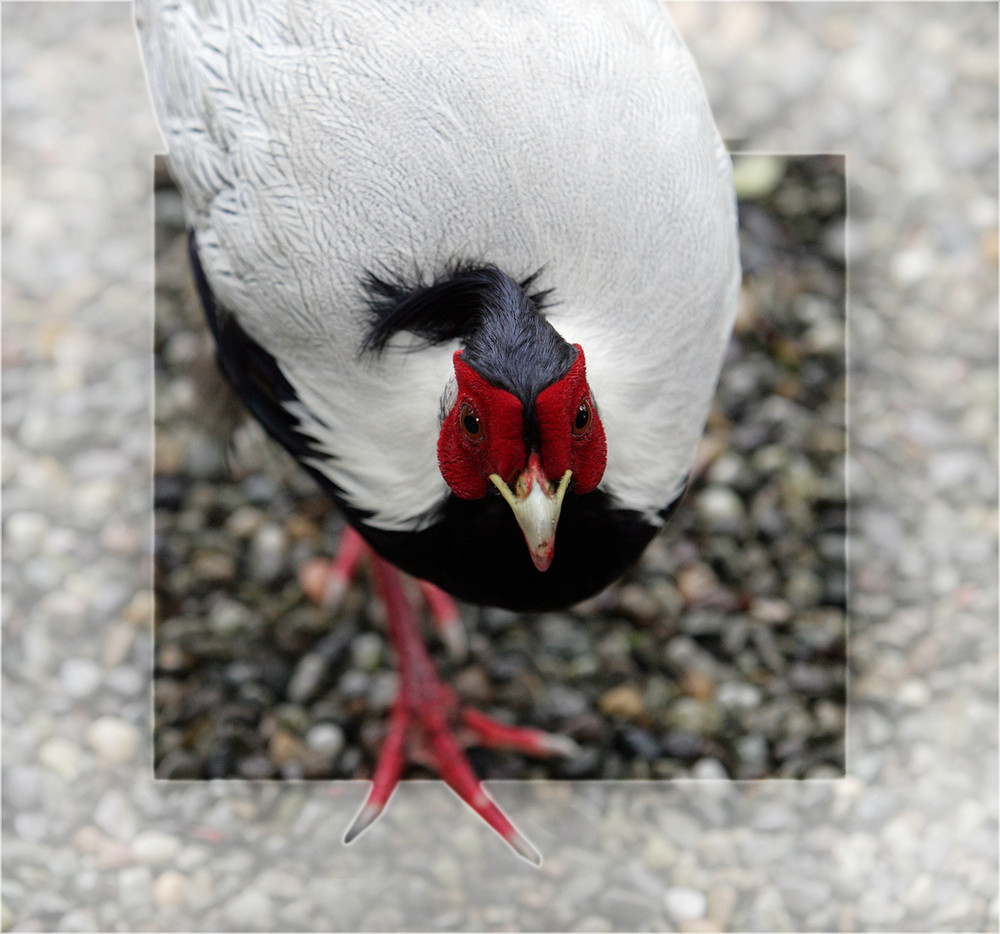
left=535, top=346, right=606, bottom=493
left=439, top=346, right=606, bottom=501
left=438, top=352, right=525, bottom=498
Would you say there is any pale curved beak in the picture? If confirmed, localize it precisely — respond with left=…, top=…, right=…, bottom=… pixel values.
left=489, top=454, right=572, bottom=572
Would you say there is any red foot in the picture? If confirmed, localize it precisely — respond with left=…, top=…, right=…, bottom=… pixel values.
left=299, top=526, right=576, bottom=862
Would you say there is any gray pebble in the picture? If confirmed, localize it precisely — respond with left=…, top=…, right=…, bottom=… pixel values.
left=349, top=631, right=384, bottom=672
left=59, top=657, right=103, bottom=698
left=696, top=484, right=747, bottom=533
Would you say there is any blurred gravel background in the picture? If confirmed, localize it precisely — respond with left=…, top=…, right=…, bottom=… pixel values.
left=3, top=3, right=996, bottom=932
left=152, top=153, right=846, bottom=786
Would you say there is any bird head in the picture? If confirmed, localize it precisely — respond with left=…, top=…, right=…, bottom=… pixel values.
left=437, top=345, right=607, bottom=571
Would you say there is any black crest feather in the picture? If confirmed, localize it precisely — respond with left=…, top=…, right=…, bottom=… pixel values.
left=360, top=262, right=553, bottom=355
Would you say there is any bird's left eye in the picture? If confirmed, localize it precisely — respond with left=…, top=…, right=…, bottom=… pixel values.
left=460, top=403, right=484, bottom=441
left=572, top=399, right=592, bottom=436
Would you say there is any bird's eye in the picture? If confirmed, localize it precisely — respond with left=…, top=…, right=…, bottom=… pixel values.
left=460, top=403, right=484, bottom=441
left=572, top=399, right=592, bottom=436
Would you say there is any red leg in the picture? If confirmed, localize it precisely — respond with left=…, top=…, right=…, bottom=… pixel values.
left=300, top=529, right=465, bottom=661
left=345, top=555, right=544, bottom=864
left=303, top=527, right=577, bottom=863
left=417, top=579, right=466, bottom=659
left=298, top=524, right=366, bottom=609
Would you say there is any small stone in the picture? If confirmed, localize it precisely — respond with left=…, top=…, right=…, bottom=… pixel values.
left=706, top=883, right=738, bottom=927
left=749, top=597, right=793, bottom=625
left=132, top=830, right=182, bottom=864
left=225, top=505, right=265, bottom=538
left=716, top=681, right=763, bottom=710
left=538, top=684, right=589, bottom=721
left=224, top=888, right=274, bottom=930
left=209, top=596, right=251, bottom=635
left=617, top=725, right=660, bottom=760
left=664, top=886, right=708, bottom=923
left=191, top=548, right=236, bottom=582
left=152, top=870, right=191, bottom=909
left=58, top=907, right=99, bottom=931
left=102, top=622, right=137, bottom=667
left=676, top=563, right=720, bottom=605
left=617, top=583, right=661, bottom=622
left=598, top=684, right=646, bottom=720
left=898, top=679, right=932, bottom=707
left=785, top=567, right=823, bottom=609
left=249, top=522, right=287, bottom=583
left=106, top=666, right=145, bottom=697
left=571, top=916, right=614, bottom=932
left=732, top=154, right=785, bottom=200
left=666, top=698, right=723, bottom=735
left=93, top=789, right=138, bottom=842
left=642, top=834, right=678, bottom=868
left=304, top=723, right=345, bottom=760
left=350, top=632, right=384, bottom=672
left=286, top=653, right=330, bottom=704
left=367, top=670, right=399, bottom=712
left=453, top=665, right=493, bottom=705
left=5, top=510, right=48, bottom=553
left=691, top=757, right=729, bottom=779
left=679, top=668, right=716, bottom=701
left=117, top=866, right=154, bottom=915
left=696, top=485, right=747, bottom=533
left=86, top=716, right=140, bottom=764
left=269, top=729, right=309, bottom=768
left=38, top=736, right=80, bottom=782
left=59, top=657, right=103, bottom=698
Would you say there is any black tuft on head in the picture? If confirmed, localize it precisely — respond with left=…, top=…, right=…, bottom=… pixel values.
left=361, top=263, right=552, bottom=350
left=361, top=262, right=573, bottom=424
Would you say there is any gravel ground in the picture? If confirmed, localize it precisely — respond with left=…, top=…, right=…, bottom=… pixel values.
left=152, top=152, right=846, bottom=786
left=3, top=3, right=996, bottom=932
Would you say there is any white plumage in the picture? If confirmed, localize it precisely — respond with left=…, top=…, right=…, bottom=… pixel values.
left=138, top=0, right=739, bottom=531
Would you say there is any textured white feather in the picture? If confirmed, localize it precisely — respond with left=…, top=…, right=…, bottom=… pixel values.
left=137, top=0, right=739, bottom=529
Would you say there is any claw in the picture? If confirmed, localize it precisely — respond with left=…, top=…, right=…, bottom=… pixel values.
left=460, top=709, right=581, bottom=759
left=504, top=827, right=543, bottom=866
left=343, top=801, right=382, bottom=844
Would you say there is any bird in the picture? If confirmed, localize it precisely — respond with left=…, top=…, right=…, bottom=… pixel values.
left=138, top=0, right=740, bottom=863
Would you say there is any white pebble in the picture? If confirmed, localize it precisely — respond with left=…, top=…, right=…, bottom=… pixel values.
left=152, top=870, right=191, bottom=909
left=132, top=830, right=182, bottom=864
left=664, top=886, right=708, bottom=922
left=305, top=722, right=345, bottom=760
left=37, top=736, right=80, bottom=782
left=86, top=716, right=140, bottom=764
left=60, top=657, right=102, bottom=698
left=691, top=757, right=729, bottom=780
left=5, top=510, right=48, bottom=553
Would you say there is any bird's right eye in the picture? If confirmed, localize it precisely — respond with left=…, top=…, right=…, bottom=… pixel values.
left=460, top=403, right=484, bottom=441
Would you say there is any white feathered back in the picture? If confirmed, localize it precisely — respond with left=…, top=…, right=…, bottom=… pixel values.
left=138, top=0, right=739, bottom=529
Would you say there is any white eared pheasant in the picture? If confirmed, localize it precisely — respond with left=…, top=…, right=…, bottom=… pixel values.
left=139, top=0, right=740, bottom=862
